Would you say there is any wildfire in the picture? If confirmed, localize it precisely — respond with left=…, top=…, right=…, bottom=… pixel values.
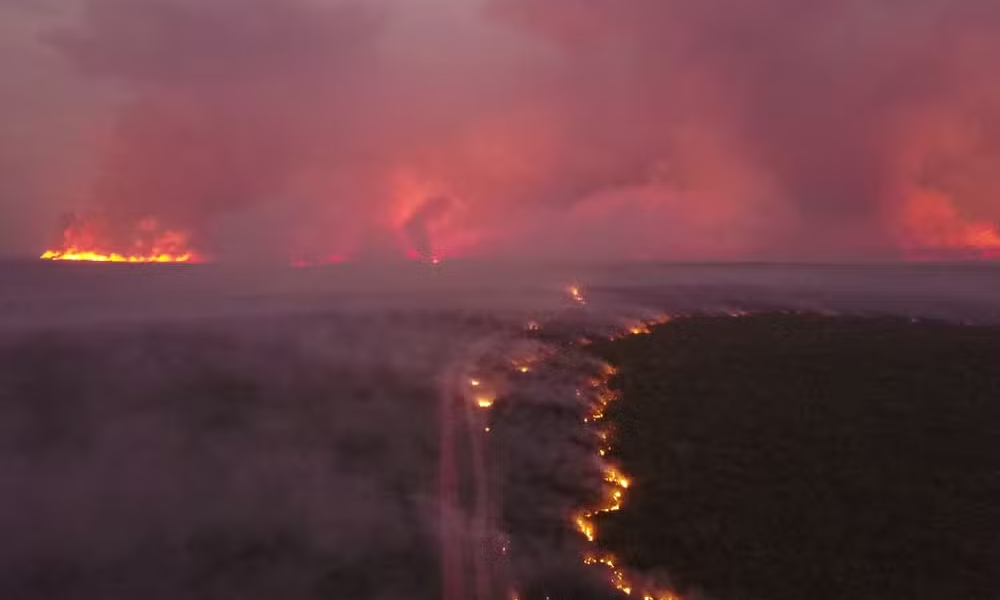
left=572, top=316, right=686, bottom=600
left=900, top=190, right=1000, bottom=260
left=466, top=377, right=497, bottom=409
left=40, top=215, right=202, bottom=264
left=568, top=285, right=588, bottom=306
left=628, top=322, right=651, bottom=336
left=604, top=468, right=631, bottom=489
left=511, top=353, right=545, bottom=375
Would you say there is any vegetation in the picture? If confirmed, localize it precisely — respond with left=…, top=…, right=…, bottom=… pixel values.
left=590, top=314, right=999, bottom=600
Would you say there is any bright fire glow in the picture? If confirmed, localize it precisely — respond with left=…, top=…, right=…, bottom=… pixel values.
left=40, top=250, right=199, bottom=263
left=511, top=353, right=544, bottom=375
left=900, top=190, right=1000, bottom=259
left=568, top=285, right=587, bottom=306
left=40, top=216, right=202, bottom=264
left=628, top=323, right=651, bottom=336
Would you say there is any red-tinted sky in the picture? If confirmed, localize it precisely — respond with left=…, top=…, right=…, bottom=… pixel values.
left=2, top=0, right=998, bottom=261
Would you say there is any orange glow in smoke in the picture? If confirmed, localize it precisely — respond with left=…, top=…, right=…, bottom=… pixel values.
left=40, top=216, right=202, bottom=263
left=899, top=190, right=1000, bottom=259
left=568, top=285, right=587, bottom=306
left=389, top=168, right=481, bottom=263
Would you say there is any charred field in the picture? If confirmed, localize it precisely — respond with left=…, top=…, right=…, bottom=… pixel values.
left=587, top=314, right=1000, bottom=600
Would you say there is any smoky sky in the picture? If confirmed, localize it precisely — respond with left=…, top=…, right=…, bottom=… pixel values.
left=0, top=0, right=998, bottom=260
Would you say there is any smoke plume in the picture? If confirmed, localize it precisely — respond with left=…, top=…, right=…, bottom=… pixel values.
left=1, top=0, right=998, bottom=260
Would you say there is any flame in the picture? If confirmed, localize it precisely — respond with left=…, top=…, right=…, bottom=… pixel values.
left=41, top=216, right=202, bottom=264
left=571, top=316, right=687, bottom=600
left=573, top=312, right=765, bottom=598
left=575, top=513, right=597, bottom=542
left=568, top=285, right=587, bottom=306
left=604, top=467, right=631, bottom=489
left=627, top=322, right=651, bottom=336
left=511, top=352, right=545, bottom=375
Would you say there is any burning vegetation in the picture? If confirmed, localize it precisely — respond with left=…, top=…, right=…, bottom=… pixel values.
left=6, top=0, right=999, bottom=263
left=40, top=214, right=202, bottom=263
left=583, top=313, right=1000, bottom=600
left=574, top=337, right=684, bottom=600
left=522, top=285, right=687, bottom=600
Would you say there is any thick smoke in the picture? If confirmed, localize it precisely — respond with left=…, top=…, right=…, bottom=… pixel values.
left=1, top=0, right=998, bottom=259
left=490, top=0, right=1000, bottom=257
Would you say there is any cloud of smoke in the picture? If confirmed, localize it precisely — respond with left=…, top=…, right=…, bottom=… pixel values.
left=1, top=0, right=998, bottom=260
left=491, top=0, right=1000, bottom=257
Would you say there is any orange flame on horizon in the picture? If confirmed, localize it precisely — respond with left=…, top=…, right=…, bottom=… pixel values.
left=40, top=216, right=203, bottom=264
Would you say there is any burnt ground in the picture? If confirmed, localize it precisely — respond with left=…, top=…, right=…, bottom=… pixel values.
left=589, top=314, right=1000, bottom=600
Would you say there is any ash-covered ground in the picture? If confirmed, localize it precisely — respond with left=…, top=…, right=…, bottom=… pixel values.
left=0, top=262, right=997, bottom=600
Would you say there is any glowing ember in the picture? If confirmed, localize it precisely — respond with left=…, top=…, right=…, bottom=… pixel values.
left=40, top=215, right=202, bottom=264
left=568, top=285, right=587, bottom=306
left=511, top=355, right=542, bottom=374
left=475, top=395, right=495, bottom=409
